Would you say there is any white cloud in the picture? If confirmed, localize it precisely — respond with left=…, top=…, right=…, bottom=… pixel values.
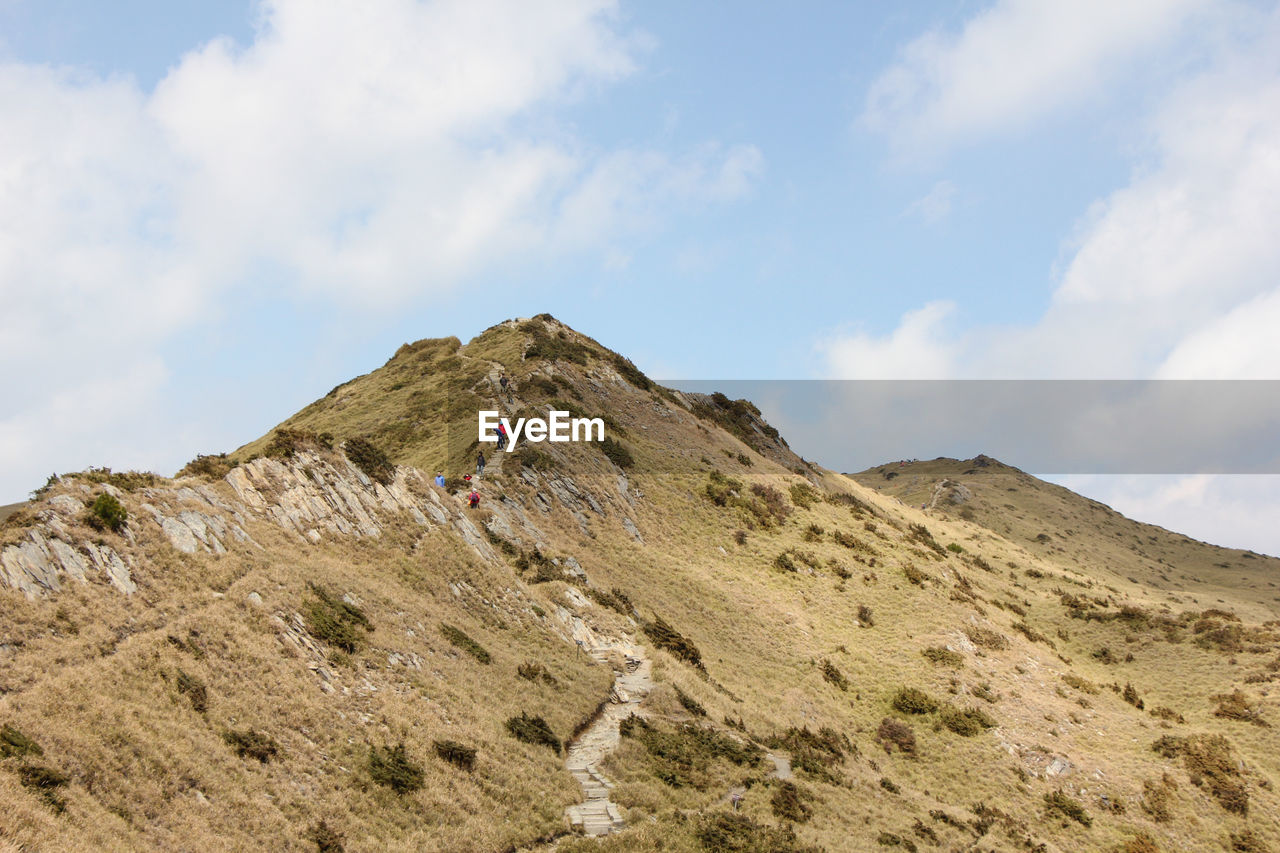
left=0, top=0, right=763, bottom=499
left=863, top=0, right=1210, bottom=154
left=902, top=179, right=956, bottom=223
left=1050, top=474, right=1280, bottom=557
left=835, top=6, right=1280, bottom=380
left=820, top=301, right=957, bottom=379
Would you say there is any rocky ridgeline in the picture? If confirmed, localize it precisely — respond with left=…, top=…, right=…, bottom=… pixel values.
left=1, top=446, right=635, bottom=602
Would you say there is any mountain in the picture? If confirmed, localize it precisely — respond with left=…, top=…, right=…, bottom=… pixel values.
left=2, top=316, right=1278, bottom=853
left=849, top=456, right=1280, bottom=622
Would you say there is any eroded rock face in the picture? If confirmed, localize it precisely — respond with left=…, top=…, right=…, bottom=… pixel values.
left=1, top=524, right=135, bottom=598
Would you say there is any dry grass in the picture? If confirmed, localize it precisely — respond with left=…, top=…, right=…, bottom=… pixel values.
left=3, top=318, right=1280, bottom=851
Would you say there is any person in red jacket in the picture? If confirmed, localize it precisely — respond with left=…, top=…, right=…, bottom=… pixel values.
left=467, top=489, right=480, bottom=509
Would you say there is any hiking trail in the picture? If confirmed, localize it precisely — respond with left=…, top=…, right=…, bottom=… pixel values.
left=562, top=624, right=653, bottom=837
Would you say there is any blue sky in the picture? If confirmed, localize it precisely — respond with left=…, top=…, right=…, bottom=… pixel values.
left=4, top=0, right=1280, bottom=554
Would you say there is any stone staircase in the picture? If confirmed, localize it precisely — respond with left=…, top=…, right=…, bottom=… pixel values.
left=563, top=643, right=653, bottom=837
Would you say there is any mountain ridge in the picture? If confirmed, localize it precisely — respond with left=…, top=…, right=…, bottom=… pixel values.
left=1, top=316, right=1278, bottom=852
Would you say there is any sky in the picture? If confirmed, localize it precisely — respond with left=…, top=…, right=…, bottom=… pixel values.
left=3, top=0, right=1280, bottom=554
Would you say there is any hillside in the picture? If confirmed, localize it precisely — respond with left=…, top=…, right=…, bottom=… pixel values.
left=850, top=456, right=1280, bottom=622
left=2, top=316, right=1278, bottom=853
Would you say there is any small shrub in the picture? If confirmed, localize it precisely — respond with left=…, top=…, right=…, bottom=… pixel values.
left=1063, top=674, right=1100, bottom=695
left=517, top=661, right=558, bottom=686
left=695, top=812, right=817, bottom=853
left=1044, top=790, right=1091, bottom=826
left=84, top=493, right=127, bottom=532
left=1123, top=682, right=1145, bottom=710
left=963, top=626, right=1009, bottom=650
left=433, top=739, right=477, bottom=771
left=736, top=452, right=753, bottom=466
left=599, top=436, right=634, bottom=469
left=733, top=529, right=748, bottom=545
left=821, top=659, right=849, bottom=691
left=922, top=646, right=964, bottom=667
left=1152, top=733, right=1248, bottom=814
left=946, top=542, right=964, bottom=554
left=771, top=780, right=813, bottom=823
left=178, top=453, right=233, bottom=480
left=222, top=729, right=279, bottom=763
left=877, top=718, right=916, bottom=754
left=902, top=564, right=928, bottom=586
left=18, top=764, right=69, bottom=813
left=1213, top=690, right=1269, bottom=727
left=368, top=743, right=424, bottom=793
left=1229, top=830, right=1269, bottom=853
left=802, top=523, right=824, bottom=542
left=892, top=687, right=939, bottom=715
left=343, top=437, right=394, bottom=485
left=176, top=670, right=208, bottom=714
left=305, top=585, right=373, bottom=654
left=876, top=832, right=915, bottom=849
left=774, top=551, right=798, bottom=572
left=440, top=623, right=491, bottom=664
left=674, top=684, right=707, bottom=716
left=506, top=713, right=560, bottom=753
left=0, top=724, right=42, bottom=758
left=907, top=523, right=946, bottom=557
left=1150, top=706, right=1185, bottom=724
left=1120, top=833, right=1162, bottom=853
left=643, top=616, right=704, bottom=669
left=789, top=482, right=820, bottom=510
left=1012, top=621, right=1054, bottom=647
left=765, top=726, right=845, bottom=782
left=1093, top=646, right=1118, bottom=664
left=308, top=820, right=346, bottom=852
left=939, top=706, right=996, bottom=737
left=1141, top=775, right=1177, bottom=822
left=857, top=604, right=875, bottom=627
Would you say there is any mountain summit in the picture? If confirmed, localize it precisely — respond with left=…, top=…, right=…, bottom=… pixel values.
left=1, top=317, right=1278, bottom=852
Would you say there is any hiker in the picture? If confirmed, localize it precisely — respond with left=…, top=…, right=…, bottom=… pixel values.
left=499, top=374, right=508, bottom=391
left=434, top=472, right=445, bottom=488
left=476, top=451, right=486, bottom=477
left=467, top=489, right=480, bottom=509
left=496, top=421, right=507, bottom=450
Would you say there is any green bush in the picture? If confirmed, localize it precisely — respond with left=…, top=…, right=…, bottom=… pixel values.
left=305, top=585, right=373, bottom=654
left=611, top=354, right=653, bottom=390
left=84, top=493, right=127, bottom=532
left=892, top=687, right=939, bottom=715
left=176, top=669, right=208, bottom=713
left=18, top=764, right=69, bottom=813
left=939, top=706, right=996, bottom=736
left=674, top=684, right=707, bottom=716
left=789, top=482, right=820, bottom=509
left=308, top=820, right=346, bottom=852
left=178, top=453, right=233, bottom=480
left=922, top=646, right=964, bottom=667
left=643, top=616, right=704, bottom=670
left=0, top=724, right=42, bottom=759
left=771, top=780, right=813, bottom=823
left=695, top=812, right=818, bottom=853
left=368, top=743, right=424, bottom=793
left=1044, top=790, right=1091, bottom=826
left=440, top=623, right=491, bottom=664
left=516, top=661, right=558, bottom=686
left=433, top=739, right=477, bottom=771
left=599, top=437, right=634, bottom=469
left=343, top=436, right=394, bottom=485
left=505, top=713, right=560, bottom=754
left=222, top=729, right=279, bottom=763
left=622, top=716, right=763, bottom=789
left=821, top=659, right=849, bottom=691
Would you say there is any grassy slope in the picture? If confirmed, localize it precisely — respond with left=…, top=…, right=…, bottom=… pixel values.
left=3, top=317, right=1278, bottom=853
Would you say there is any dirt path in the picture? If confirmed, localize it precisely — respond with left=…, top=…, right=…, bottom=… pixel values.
left=563, top=636, right=653, bottom=837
